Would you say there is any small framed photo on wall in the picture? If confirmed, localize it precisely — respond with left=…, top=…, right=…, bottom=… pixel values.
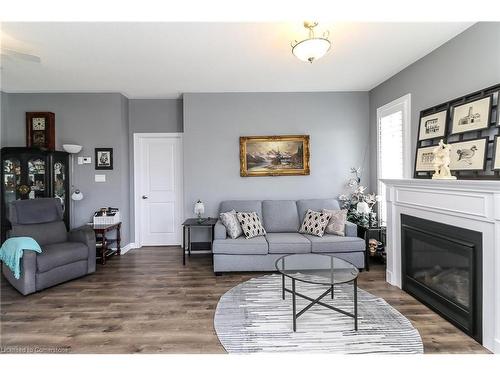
left=418, top=110, right=448, bottom=141
left=450, top=96, right=491, bottom=135
left=449, top=137, right=488, bottom=171
left=95, top=148, right=113, bottom=170
left=493, top=135, right=500, bottom=171
left=415, top=145, right=437, bottom=172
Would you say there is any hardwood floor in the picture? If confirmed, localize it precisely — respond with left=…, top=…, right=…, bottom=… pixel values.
left=0, top=247, right=489, bottom=354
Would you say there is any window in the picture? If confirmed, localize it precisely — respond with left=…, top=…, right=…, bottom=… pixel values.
left=377, top=94, right=411, bottom=225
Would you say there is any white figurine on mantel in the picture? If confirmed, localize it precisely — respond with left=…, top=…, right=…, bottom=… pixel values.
left=432, top=139, right=456, bottom=180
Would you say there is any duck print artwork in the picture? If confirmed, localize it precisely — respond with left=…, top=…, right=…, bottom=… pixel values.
left=450, top=138, right=488, bottom=171
left=457, top=145, right=477, bottom=165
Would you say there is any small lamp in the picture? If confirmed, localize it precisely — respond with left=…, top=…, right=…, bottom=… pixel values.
left=194, top=200, right=205, bottom=223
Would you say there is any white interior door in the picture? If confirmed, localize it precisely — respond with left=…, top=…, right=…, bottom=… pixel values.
left=135, top=134, right=183, bottom=246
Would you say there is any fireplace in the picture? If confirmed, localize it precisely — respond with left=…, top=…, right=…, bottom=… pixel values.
left=401, top=214, right=482, bottom=343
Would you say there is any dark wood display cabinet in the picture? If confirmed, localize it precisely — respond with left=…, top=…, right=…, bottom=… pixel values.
left=1, top=147, right=70, bottom=241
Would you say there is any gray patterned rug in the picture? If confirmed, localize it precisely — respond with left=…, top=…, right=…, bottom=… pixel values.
left=214, top=274, right=423, bottom=354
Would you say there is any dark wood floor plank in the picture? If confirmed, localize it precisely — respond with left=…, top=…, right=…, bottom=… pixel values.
left=0, top=246, right=489, bottom=354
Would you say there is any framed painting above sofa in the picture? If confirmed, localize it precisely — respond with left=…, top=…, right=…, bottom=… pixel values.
left=239, top=135, right=310, bottom=177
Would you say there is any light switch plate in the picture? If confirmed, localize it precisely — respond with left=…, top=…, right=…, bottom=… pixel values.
left=77, top=157, right=84, bottom=165
left=82, top=157, right=92, bottom=164
left=95, top=174, right=106, bottom=182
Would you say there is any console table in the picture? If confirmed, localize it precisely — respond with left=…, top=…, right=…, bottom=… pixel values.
left=182, top=218, right=218, bottom=265
left=90, top=222, right=121, bottom=265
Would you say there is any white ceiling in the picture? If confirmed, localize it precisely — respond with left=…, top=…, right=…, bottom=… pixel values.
left=0, top=22, right=473, bottom=98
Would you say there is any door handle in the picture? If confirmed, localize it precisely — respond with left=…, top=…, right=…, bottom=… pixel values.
left=142, top=195, right=148, bottom=199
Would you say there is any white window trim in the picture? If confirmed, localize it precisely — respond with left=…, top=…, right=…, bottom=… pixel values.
left=376, top=93, right=411, bottom=223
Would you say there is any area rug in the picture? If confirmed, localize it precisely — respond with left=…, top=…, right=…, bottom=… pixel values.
left=214, top=274, right=423, bottom=354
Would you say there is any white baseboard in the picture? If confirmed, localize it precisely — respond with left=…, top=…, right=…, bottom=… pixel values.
left=107, top=243, right=137, bottom=255
left=386, top=270, right=393, bottom=285
left=494, top=338, right=500, bottom=354
left=120, top=243, right=137, bottom=254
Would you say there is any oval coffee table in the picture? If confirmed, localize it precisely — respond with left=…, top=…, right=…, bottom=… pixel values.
left=275, top=253, right=359, bottom=332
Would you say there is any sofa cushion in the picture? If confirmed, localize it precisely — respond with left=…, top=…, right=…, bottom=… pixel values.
left=8, top=197, right=63, bottom=224
left=299, top=209, right=332, bottom=237
left=236, top=212, right=266, bottom=239
left=266, top=233, right=311, bottom=254
left=219, top=210, right=243, bottom=239
left=303, top=234, right=365, bottom=253
left=262, top=200, right=300, bottom=233
left=219, top=200, right=262, bottom=218
left=296, top=198, right=340, bottom=222
left=10, top=221, right=68, bottom=246
left=213, top=236, right=268, bottom=255
left=323, top=208, right=348, bottom=236
left=37, top=242, right=89, bottom=273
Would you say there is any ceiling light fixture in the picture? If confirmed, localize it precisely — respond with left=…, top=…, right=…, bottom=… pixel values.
left=291, top=21, right=331, bottom=63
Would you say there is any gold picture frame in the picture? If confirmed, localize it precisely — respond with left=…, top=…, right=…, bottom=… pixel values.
left=240, top=135, right=310, bottom=177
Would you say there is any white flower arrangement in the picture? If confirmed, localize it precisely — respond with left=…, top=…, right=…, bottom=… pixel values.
left=338, top=167, right=381, bottom=228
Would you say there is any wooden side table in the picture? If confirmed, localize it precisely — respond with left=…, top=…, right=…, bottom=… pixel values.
left=182, top=218, right=218, bottom=265
left=90, top=222, right=122, bottom=265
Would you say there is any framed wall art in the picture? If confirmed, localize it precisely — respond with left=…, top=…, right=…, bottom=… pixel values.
left=450, top=96, right=491, bottom=135
left=449, top=137, right=488, bottom=171
left=418, top=110, right=448, bottom=141
left=95, top=148, right=113, bottom=170
left=239, top=135, right=310, bottom=177
left=415, top=145, right=437, bottom=172
left=493, top=135, right=500, bottom=171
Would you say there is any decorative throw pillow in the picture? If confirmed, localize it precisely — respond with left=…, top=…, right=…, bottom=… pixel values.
left=236, top=211, right=266, bottom=239
left=219, top=209, right=243, bottom=239
left=299, top=209, right=332, bottom=237
left=322, top=208, right=348, bottom=236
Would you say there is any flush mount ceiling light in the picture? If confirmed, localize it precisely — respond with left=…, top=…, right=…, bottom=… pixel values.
left=291, top=21, right=331, bottom=63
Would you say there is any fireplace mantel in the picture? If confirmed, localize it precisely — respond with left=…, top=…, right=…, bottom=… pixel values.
left=381, top=178, right=500, bottom=353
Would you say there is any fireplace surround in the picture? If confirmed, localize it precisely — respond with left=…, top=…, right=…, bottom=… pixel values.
left=381, top=179, right=500, bottom=353
left=401, top=214, right=482, bottom=343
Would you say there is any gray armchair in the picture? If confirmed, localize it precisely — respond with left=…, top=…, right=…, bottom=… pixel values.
left=2, top=198, right=96, bottom=295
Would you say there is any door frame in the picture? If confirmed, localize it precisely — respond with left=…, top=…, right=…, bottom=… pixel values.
left=133, top=132, right=183, bottom=248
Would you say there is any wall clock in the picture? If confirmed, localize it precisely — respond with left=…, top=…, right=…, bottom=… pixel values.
left=26, top=112, right=55, bottom=150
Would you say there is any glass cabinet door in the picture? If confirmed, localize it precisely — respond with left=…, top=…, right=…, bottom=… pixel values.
left=53, top=161, right=66, bottom=212
left=3, top=158, right=21, bottom=205
left=27, top=157, right=46, bottom=199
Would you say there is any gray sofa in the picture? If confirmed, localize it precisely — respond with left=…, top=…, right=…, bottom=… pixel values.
left=2, top=198, right=96, bottom=295
left=213, top=199, right=365, bottom=273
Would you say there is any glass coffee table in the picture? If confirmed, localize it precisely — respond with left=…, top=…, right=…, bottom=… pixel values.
left=275, top=253, right=359, bottom=332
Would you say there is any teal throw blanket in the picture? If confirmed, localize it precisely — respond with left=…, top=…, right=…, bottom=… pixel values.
left=0, top=237, right=42, bottom=279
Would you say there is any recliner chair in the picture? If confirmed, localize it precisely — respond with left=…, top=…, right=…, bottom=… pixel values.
left=2, top=198, right=96, bottom=295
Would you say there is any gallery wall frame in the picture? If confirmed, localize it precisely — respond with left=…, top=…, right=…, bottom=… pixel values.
left=447, top=137, right=489, bottom=172
left=450, top=95, right=492, bottom=135
left=492, top=135, right=500, bottom=171
left=414, top=83, right=500, bottom=180
left=417, top=109, right=448, bottom=141
left=414, top=145, right=438, bottom=172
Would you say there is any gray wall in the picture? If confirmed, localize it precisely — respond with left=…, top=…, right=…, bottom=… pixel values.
left=0, top=92, right=131, bottom=244
left=369, top=22, right=500, bottom=188
left=183, top=92, right=371, bottom=218
left=128, top=98, right=183, bottom=243
left=129, top=99, right=183, bottom=133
